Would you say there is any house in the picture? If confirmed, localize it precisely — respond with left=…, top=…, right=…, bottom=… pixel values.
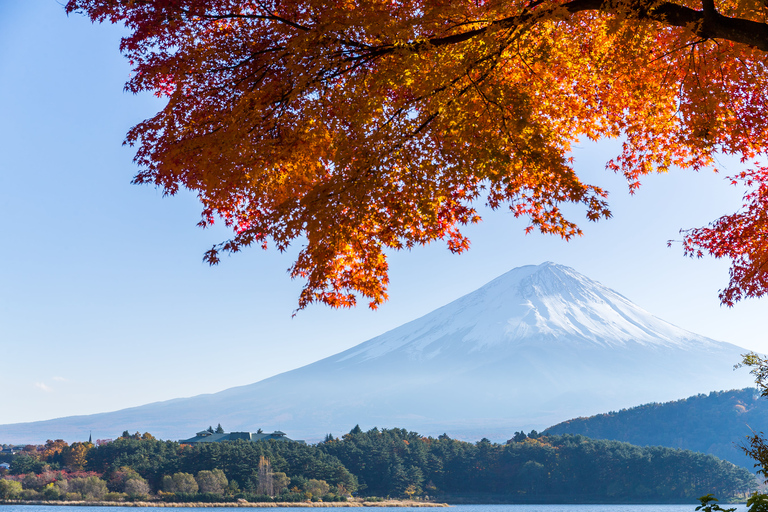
left=1, top=445, right=24, bottom=455
left=179, top=429, right=304, bottom=444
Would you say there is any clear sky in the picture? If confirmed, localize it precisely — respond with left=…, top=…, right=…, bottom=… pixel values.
left=1, top=1, right=766, bottom=428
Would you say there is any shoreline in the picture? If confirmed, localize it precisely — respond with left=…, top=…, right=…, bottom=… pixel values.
left=0, top=500, right=449, bottom=508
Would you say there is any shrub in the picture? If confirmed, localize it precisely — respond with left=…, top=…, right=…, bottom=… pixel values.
left=162, top=472, right=198, bottom=493
left=20, top=489, right=40, bottom=500
left=124, top=477, right=150, bottom=499
left=104, top=492, right=127, bottom=502
left=40, top=483, right=63, bottom=500
left=196, top=469, right=228, bottom=495
left=0, top=479, right=23, bottom=499
left=22, top=473, right=44, bottom=490
left=233, top=492, right=274, bottom=502
left=305, top=479, right=330, bottom=498
left=68, top=476, right=107, bottom=500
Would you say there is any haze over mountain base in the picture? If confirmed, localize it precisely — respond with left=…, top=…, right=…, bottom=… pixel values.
left=0, top=263, right=753, bottom=444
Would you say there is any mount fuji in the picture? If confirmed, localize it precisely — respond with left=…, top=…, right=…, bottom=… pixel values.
left=0, top=262, right=753, bottom=443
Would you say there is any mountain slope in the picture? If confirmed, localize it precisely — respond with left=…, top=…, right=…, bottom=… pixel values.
left=544, top=388, right=768, bottom=470
left=0, top=262, right=754, bottom=444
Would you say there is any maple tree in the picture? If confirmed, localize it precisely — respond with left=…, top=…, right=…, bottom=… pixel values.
left=61, top=441, right=93, bottom=471
left=65, top=0, right=768, bottom=309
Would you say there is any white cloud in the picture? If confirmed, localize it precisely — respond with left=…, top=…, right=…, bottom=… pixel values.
left=52, top=376, right=67, bottom=382
left=34, top=382, right=52, bottom=392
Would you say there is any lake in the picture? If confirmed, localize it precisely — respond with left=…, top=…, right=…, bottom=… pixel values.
left=0, top=505, right=748, bottom=512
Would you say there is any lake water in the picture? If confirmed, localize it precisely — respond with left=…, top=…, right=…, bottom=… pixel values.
left=0, top=505, right=748, bottom=512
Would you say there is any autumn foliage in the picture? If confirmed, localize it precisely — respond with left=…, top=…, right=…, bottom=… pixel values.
left=65, top=0, right=768, bottom=308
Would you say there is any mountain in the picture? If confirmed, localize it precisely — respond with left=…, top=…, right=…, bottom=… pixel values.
left=0, top=262, right=754, bottom=444
left=544, top=388, right=768, bottom=471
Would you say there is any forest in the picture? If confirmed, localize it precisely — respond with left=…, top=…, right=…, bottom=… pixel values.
left=544, top=388, right=768, bottom=471
left=0, top=427, right=757, bottom=503
left=321, top=427, right=756, bottom=502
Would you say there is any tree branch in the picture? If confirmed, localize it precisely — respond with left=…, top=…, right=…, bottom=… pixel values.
left=418, top=0, right=768, bottom=52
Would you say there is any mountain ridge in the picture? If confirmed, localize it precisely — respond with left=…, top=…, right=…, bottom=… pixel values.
left=0, top=262, right=753, bottom=444
left=543, top=387, right=766, bottom=471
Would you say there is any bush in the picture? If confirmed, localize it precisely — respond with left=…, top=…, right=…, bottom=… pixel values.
left=22, top=473, right=44, bottom=490
left=106, top=467, right=142, bottom=492
left=54, top=479, right=69, bottom=494
left=305, top=478, right=330, bottom=499
left=68, top=476, right=107, bottom=500
left=104, top=492, right=127, bottom=502
left=124, top=477, right=150, bottom=499
left=20, top=489, right=40, bottom=500
left=64, top=492, right=82, bottom=501
left=0, top=479, right=23, bottom=499
left=163, top=472, right=198, bottom=493
left=160, top=491, right=235, bottom=503
left=40, top=483, right=63, bottom=500
left=234, top=493, right=275, bottom=502
left=196, top=469, right=228, bottom=495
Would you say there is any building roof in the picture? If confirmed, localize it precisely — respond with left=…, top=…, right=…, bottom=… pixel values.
left=179, top=430, right=304, bottom=444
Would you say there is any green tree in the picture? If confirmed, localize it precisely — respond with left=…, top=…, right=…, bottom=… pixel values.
left=747, top=492, right=768, bottom=512
left=40, top=482, right=63, bottom=501
left=68, top=476, right=108, bottom=500
left=162, top=472, right=198, bottom=494
left=696, top=494, right=737, bottom=512
left=107, top=466, right=142, bottom=492
left=272, top=472, right=290, bottom=496
left=196, top=469, right=228, bottom=495
left=509, top=431, right=528, bottom=443
left=305, top=479, right=330, bottom=498
left=9, top=454, right=45, bottom=475
left=0, top=480, right=23, bottom=499
left=124, top=477, right=150, bottom=499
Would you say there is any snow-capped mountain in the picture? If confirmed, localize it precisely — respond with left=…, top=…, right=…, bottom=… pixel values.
left=0, top=263, right=753, bottom=443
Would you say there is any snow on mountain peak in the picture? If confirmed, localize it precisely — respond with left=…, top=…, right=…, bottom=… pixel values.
left=334, top=262, right=721, bottom=364
left=0, top=262, right=751, bottom=444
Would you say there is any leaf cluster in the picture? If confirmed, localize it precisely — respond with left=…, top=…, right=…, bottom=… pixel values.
left=65, top=0, right=768, bottom=308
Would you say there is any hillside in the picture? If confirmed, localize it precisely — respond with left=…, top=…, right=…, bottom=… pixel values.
left=544, top=388, right=768, bottom=471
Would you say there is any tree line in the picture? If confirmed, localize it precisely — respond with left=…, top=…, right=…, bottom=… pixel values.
left=319, top=427, right=756, bottom=503
left=0, top=428, right=757, bottom=503
left=0, top=431, right=356, bottom=503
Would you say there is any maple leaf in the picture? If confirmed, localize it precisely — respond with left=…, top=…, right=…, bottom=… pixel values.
left=66, top=0, right=768, bottom=308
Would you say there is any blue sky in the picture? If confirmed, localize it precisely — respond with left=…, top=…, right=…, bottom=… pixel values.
left=1, top=1, right=766, bottom=428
